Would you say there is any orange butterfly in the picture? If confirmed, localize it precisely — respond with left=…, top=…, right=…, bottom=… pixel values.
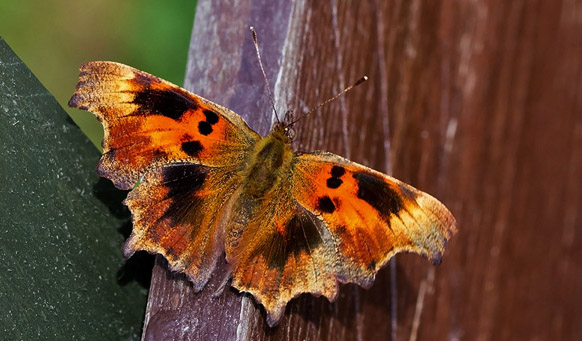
left=69, top=45, right=456, bottom=326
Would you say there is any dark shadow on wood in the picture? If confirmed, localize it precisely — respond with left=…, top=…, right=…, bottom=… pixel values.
left=92, top=178, right=155, bottom=289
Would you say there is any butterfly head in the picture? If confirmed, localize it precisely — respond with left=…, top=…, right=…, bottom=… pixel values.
left=271, top=122, right=296, bottom=143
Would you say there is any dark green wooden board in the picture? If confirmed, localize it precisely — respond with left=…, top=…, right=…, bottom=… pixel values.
left=0, top=37, right=147, bottom=340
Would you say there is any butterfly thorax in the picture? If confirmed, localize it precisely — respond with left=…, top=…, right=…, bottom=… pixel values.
left=242, top=124, right=293, bottom=198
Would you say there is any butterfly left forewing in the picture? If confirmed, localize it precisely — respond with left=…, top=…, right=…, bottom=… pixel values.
left=292, top=152, right=457, bottom=286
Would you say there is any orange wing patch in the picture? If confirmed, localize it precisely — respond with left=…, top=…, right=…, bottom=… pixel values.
left=69, top=61, right=257, bottom=189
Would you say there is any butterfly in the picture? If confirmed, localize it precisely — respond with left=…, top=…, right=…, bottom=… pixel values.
left=69, top=49, right=456, bottom=327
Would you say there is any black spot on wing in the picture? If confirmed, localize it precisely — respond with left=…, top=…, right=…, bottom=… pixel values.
left=317, top=196, right=336, bottom=213
left=203, top=110, right=219, bottom=124
left=197, top=109, right=219, bottom=136
left=162, top=163, right=207, bottom=199
left=326, top=165, right=345, bottom=189
left=331, top=166, right=345, bottom=177
left=258, top=212, right=323, bottom=271
left=160, top=163, right=207, bottom=223
left=132, top=89, right=197, bottom=120
left=181, top=140, right=203, bottom=157
left=198, top=121, right=213, bottom=135
left=326, top=177, right=343, bottom=189
left=285, top=213, right=322, bottom=253
left=353, top=172, right=403, bottom=220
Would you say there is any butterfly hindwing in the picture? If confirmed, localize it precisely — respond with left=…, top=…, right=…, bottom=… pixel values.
left=123, top=162, right=242, bottom=290
left=69, top=61, right=258, bottom=189
left=225, top=169, right=339, bottom=326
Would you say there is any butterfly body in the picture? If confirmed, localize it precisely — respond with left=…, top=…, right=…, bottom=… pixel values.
left=69, top=61, right=457, bottom=326
left=242, top=124, right=293, bottom=198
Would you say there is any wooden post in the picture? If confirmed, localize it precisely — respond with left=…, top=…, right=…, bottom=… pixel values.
left=142, top=0, right=582, bottom=339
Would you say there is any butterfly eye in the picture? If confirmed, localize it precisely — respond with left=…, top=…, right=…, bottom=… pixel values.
left=285, top=127, right=296, bottom=140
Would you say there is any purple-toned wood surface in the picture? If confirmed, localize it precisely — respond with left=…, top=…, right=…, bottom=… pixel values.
left=141, top=0, right=582, bottom=340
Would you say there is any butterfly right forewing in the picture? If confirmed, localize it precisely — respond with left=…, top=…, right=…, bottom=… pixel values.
left=291, top=152, right=457, bottom=286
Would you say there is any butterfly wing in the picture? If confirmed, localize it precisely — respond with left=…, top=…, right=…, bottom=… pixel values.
left=69, top=62, right=259, bottom=289
left=227, top=150, right=456, bottom=325
left=292, top=152, right=457, bottom=285
left=225, top=170, right=340, bottom=326
left=69, top=61, right=258, bottom=189
left=123, top=162, right=242, bottom=290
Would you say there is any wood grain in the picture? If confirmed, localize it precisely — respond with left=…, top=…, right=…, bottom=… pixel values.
left=142, top=0, right=582, bottom=339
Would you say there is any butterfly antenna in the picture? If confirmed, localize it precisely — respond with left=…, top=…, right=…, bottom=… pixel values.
left=250, top=26, right=280, bottom=124
left=288, top=75, right=369, bottom=127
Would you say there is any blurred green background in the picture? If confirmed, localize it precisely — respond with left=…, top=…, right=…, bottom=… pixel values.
left=0, top=0, right=197, bottom=148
